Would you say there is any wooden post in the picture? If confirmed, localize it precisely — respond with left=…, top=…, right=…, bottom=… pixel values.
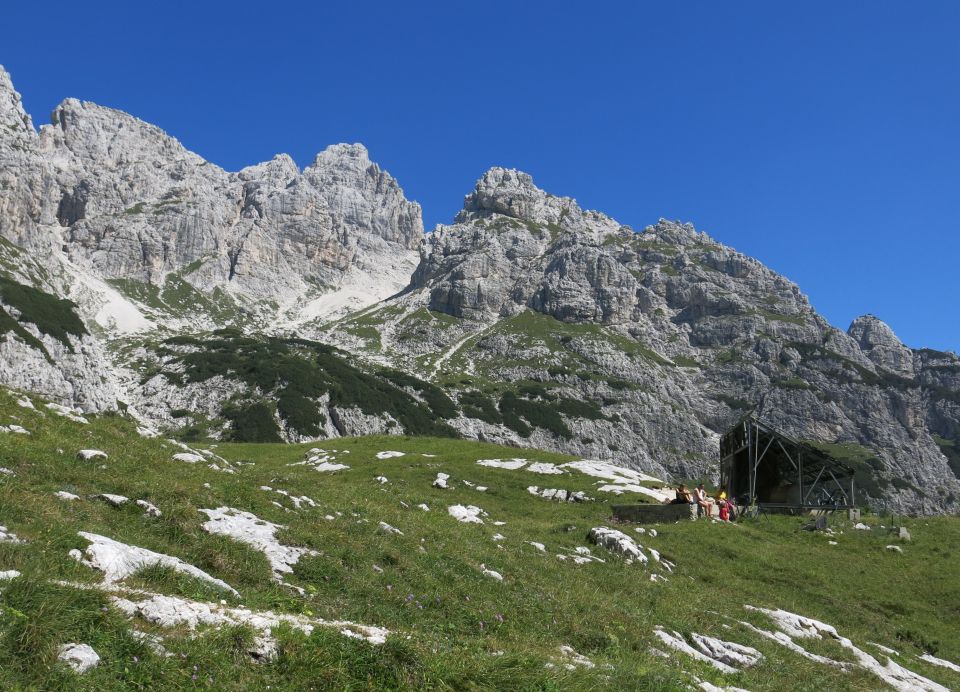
left=798, top=450, right=803, bottom=506
left=747, top=420, right=754, bottom=504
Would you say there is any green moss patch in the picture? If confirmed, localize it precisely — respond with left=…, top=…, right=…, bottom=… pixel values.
left=0, top=277, right=87, bottom=358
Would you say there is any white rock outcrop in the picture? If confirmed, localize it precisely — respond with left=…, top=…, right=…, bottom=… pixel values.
left=73, top=531, right=238, bottom=596
left=527, top=486, right=590, bottom=503
left=0, top=525, right=24, bottom=544
left=378, top=521, right=403, bottom=536
left=742, top=606, right=948, bottom=692
left=199, top=507, right=317, bottom=581
left=588, top=527, right=648, bottom=564
left=136, top=499, right=162, bottom=517
left=46, top=403, right=89, bottom=424
left=448, top=505, right=487, bottom=524
left=112, top=592, right=388, bottom=660
left=57, top=643, right=100, bottom=673
left=476, top=458, right=527, bottom=469
left=480, top=564, right=503, bottom=581
left=375, top=451, right=404, bottom=459
left=96, top=493, right=129, bottom=507
left=654, top=627, right=739, bottom=674
left=76, top=449, right=107, bottom=461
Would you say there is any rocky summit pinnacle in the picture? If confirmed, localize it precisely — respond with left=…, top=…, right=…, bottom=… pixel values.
left=847, top=315, right=916, bottom=378
left=1, top=66, right=958, bottom=515
left=455, top=167, right=625, bottom=239
left=0, top=65, right=34, bottom=135
left=304, top=143, right=423, bottom=251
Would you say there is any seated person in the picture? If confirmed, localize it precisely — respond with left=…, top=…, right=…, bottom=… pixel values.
left=671, top=484, right=693, bottom=504
left=693, top=482, right=713, bottom=516
left=715, top=490, right=735, bottom=521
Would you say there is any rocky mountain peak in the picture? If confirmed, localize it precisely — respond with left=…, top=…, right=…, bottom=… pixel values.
left=0, top=68, right=424, bottom=317
left=305, top=143, right=377, bottom=185
left=304, top=143, right=423, bottom=250
left=0, top=65, right=35, bottom=137
left=456, top=167, right=570, bottom=226
left=848, top=314, right=915, bottom=376
left=40, top=97, right=203, bottom=172
left=455, top=167, right=625, bottom=240
left=311, top=141, right=369, bottom=164
left=638, top=218, right=714, bottom=247
left=237, top=153, right=299, bottom=184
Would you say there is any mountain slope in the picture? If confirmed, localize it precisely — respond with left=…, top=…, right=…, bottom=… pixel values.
left=1, top=385, right=958, bottom=689
left=326, top=169, right=960, bottom=514
left=1, top=66, right=959, bottom=514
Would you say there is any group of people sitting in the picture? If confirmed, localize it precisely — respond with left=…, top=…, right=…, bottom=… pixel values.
left=669, top=482, right=736, bottom=521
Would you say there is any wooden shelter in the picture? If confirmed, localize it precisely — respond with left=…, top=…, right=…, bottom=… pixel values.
left=719, top=415, right=856, bottom=511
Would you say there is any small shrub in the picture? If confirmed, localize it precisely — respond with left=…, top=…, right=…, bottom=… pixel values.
left=224, top=402, right=282, bottom=443
left=0, top=277, right=88, bottom=355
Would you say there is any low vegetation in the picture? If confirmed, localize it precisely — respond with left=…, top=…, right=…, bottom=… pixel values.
left=0, top=386, right=958, bottom=689
left=158, top=331, right=457, bottom=440
left=0, top=277, right=87, bottom=359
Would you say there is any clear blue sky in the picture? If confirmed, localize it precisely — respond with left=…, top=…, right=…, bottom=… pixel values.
left=4, top=2, right=958, bottom=351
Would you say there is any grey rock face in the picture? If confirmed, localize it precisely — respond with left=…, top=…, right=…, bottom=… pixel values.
left=848, top=314, right=915, bottom=377
left=335, top=168, right=960, bottom=514
left=0, top=69, right=60, bottom=254
left=0, top=65, right=421, bottom=327
left=0, top=65, right=424, bottom=411
left=0, top=325, right=117, bottom=413
left=304, top=143, right=423, bottom=251
left=456, top=167, right=624, bottom=238
left=39, top=98, right=420, bottom=307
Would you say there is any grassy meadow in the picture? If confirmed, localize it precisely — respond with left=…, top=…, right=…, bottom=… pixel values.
left=0, top=385, right=958, bottom=690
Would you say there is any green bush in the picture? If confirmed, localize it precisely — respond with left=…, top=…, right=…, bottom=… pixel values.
left=224, top=401, right=282, bottom=443
left=0, top=277, right=87, bottom=356
left=162, top=332, right=457, bottom=439
left=459, top=392, right=502, bottom=425
left=499, top=391, right=571, bottom=439
left=380, top=369, right=458, bottom=419
left=277, top=393, right=323, bottom=437
left=553, top=397, right=605, bottom=420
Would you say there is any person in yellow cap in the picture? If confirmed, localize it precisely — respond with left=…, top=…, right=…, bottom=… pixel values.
left=716, top=490, right=734, bottom=521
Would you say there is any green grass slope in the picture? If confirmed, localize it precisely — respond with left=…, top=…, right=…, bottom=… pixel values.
left=0, top=386, right=958, bottom=690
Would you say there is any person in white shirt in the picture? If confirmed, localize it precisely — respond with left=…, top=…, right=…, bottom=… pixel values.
left=694, top=483, right=713, bottom=517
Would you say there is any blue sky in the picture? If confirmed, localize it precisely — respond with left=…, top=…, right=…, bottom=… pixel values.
left=4, top=1, right=958, bottom=351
